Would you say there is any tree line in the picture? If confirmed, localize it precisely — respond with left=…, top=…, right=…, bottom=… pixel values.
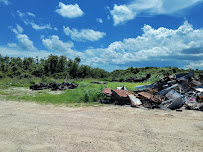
left=1, top=54, right=199, bottom=80
left=0, top=54, right=108, bottom=79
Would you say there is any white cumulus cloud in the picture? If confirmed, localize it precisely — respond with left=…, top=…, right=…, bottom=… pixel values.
left=0, top=46, right=52, bottom=58
left=63, top=26, right=106, bottom=42
left=56, top=2, right=84, bottom=18
left=83, top=21, right=203, bottom=69
left=0, top=0, right=10, bottom=5
left=110, top=0, right=203, bottom=26
left=7, top=43, right=17, bottom=48
left=9, top=25, right=36, bottom=51
left=42, top=35, right=73, bottom=52
left=16, top=34, right=36, bottom=50
left=110, top=4, right=136, bottom=26
left=42, top=35, right=84, bottom=58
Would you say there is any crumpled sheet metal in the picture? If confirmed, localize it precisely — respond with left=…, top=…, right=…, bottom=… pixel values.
left=160, top=97, right=184, bottom=110
left=166, top=97, right=184, bottom=110
left=157, top=84, right=178, bottom=96
left=165, top=89, right=182, bottom=100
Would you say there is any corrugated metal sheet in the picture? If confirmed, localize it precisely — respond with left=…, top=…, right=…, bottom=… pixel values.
left=111, top=89, right=134, bottom=98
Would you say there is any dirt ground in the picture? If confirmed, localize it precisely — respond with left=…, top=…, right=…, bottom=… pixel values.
left=0, top=101, right=202, bottom=152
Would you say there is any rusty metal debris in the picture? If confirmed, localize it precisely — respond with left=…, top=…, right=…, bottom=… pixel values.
left=102, top=88, right=112, bottom=97
left=101, top=88, right=137, bottom=105
left=111, top=89, right=134, bottom=105
left=101, top=71, right=203, bottom=111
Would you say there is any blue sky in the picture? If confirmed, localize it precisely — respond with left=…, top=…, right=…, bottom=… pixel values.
left=0, top=0, right=203, bottom=71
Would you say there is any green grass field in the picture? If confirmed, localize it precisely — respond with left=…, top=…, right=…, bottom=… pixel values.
left=0, top=78, right=150, bottom=106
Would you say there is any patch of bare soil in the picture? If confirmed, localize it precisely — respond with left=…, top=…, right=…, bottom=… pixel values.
left=1, top=87, right=64, bottom=96
left=0, top=101, right=202, bottom=152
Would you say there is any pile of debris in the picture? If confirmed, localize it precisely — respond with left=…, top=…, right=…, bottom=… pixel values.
left=111, top=74, right=151, bottom=82
left=30, top=82, right=78, bottom=91
left=101, top=71, right=203, bottom=111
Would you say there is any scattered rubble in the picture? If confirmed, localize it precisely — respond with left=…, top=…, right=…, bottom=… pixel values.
left=30, top=82, right=78, bottom=91
left=101, top=71, right=203, bottom=111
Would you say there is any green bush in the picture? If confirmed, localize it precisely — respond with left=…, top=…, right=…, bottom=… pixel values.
left=0, top=72, right=4, bottom=78
left=53, top=72, right=69, bottom=79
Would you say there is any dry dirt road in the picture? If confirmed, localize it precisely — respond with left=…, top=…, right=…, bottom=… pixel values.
left=0, top=101, right=203, bottom=152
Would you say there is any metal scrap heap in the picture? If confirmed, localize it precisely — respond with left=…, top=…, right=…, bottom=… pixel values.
left=101, top=71, right=203, bottom=111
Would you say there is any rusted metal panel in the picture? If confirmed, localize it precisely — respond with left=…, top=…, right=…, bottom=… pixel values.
left=138, top=92, right=152, bottom=99
left=111, top=89, right=133, bottom=98
left=111, top=89, right=134, bottom=105
left=138, top=92, right=164, bottom=103
left=101, top=88, right=112, bottom=96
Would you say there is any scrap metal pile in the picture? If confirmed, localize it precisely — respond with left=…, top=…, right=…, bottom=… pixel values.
left=101, top=71, right=203, bottom=111
left=30, top=82, right=78, bottom=91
